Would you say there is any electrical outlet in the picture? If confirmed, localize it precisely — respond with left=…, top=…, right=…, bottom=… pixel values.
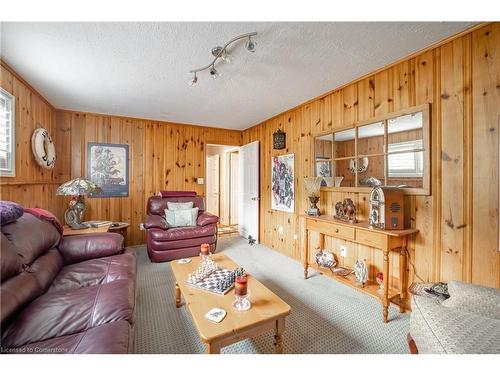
left=340, top=246, right=347, bottom=257
left=293, top=234, right=298, bottom=240
left=139, top=223, right=145, bottom=231
left=278, top=226, right=284, bottom=235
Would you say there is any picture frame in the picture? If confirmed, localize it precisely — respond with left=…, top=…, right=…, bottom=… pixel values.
left=271, top=153, right=295, bottom=213
left=86, top=142, right=129, bottom=197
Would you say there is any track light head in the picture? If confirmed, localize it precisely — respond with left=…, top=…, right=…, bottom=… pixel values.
left=245, top=37, right=256, bottom=52
left=188, top=72, right=198, bottom=86
left=209, top=66, right=219, bottom=79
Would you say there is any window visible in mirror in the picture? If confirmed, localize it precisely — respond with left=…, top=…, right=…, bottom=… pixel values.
left=388, top=140, right=424, bottom=177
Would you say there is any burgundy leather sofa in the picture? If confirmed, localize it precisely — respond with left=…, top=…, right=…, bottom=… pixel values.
left=144, top=192, right=219, bottom=262
left=1, top=212, right=136, bottom=354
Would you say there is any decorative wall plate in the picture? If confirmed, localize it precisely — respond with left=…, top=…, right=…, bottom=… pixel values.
left=31, top=127, right=56, bottom=169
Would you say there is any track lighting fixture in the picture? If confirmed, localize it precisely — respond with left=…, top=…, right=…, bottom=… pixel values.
left=188, top=32, right=257, bottom=85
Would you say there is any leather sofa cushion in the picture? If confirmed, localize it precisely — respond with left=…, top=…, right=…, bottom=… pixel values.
left=48, top=251, right=136, bottom=293
left=1, top=248, right=63, bottom=326
left=1, top=278, right=135, bottom=348
left=147, top=195, right=205, bottom=215
left=148, top=224, right=216, bottom=242
left=1, top=213, right=60, bottom=265
left=1, top=233, right=22, bottom=282
left=149, top=235, right=216, bottom=251
left=14, top=321, right=133, bottom=354
left=58, top=233, right=124, bottom=265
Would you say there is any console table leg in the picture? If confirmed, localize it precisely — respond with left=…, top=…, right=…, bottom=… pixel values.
left=383, top=249, right=390, bottom=323
left=175, top=282, right=182, bottom=308
left=399, top=245, right=408, bottom=313
left=274, top=318, right=285, bottom=354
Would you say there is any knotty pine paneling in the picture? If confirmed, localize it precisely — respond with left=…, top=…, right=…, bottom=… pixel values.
left=243, top=23, right=500, bottom=294
left=56, top=110, right=242, bottom=246
left=0, top=62, right=67, bottom=220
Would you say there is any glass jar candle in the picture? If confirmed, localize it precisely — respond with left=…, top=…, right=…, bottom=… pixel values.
left=200, top=243, right=210, bottom=265
left=233, top=275, right=251, bottom=311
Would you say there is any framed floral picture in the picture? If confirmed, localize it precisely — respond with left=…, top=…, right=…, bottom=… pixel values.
left=86, top=142, right=129, bottom=197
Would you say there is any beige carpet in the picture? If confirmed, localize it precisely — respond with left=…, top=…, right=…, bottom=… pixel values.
left=134, top=237, right=410, bottom=354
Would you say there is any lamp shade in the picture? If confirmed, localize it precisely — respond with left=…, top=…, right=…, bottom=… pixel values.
left=56, top=177, right=102, bottom=196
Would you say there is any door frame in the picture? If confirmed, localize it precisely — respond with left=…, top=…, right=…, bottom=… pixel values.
left=205, top=153, right=220, bottom=217
left=204, top=143, right=241, bottom=223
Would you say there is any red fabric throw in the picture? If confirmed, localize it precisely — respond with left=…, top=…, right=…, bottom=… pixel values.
left=24, top=207, right=64, bottom=235
left=158, top=191, right=197, bottom=198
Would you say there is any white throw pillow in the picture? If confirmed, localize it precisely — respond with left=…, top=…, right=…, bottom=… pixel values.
left=164, top=207, right=199, bottom=227
left=167, top=201, right=194, bottom=211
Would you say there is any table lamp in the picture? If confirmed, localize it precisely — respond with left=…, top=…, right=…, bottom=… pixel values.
left=304, top=177, right=323, bottom=216
left=56, top=177, right=102, bottom=229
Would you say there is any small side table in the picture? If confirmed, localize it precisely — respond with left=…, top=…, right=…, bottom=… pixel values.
left=109, top=222, right=130, bottom=246
left=63, top=225, right=111, bottom=236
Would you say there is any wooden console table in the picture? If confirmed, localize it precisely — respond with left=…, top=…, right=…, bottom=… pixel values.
left=302, top=215, right=418, bottom=323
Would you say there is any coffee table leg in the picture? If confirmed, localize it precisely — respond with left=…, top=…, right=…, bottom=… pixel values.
left=205, top=341, right=221, bottom=354
left=274, top=318, right=285, bottom=354
left=175, top=282, right=182, bottom=308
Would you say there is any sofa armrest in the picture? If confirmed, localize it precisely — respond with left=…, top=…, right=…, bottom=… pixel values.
left=59, top=233, right=124, bottom=264
left=197, top=212, right=219, bottom=227
left=144, top=214, right=168, bottom=230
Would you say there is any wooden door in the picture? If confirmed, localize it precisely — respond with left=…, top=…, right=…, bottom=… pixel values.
left=206, top=154, right=220, bottom=216
left=239, top=141, right=259, bottom=242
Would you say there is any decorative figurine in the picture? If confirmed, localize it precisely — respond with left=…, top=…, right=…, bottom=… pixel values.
left=376, top=272, right=384, bottom=294
left=334, top=198, right=358, bottom=223
left=354, top=259, right=368, bottom=287
left=248, top=235, right=256, bottom=245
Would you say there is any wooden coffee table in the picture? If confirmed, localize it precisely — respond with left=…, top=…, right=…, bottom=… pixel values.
left=171, top=253, right=291, bottom=354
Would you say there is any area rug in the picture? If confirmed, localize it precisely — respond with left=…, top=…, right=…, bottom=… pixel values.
left=134, top=237, right=410, bottom=354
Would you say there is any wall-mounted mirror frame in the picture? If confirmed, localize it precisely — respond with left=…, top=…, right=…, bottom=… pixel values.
left=314, top=103, right=431, bottom=195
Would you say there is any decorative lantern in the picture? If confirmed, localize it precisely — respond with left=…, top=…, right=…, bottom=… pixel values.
left=273, top=129, right=286, bottom=150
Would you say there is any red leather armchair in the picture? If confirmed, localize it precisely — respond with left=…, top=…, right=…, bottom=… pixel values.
left=144, top=191, right=219, bottom=262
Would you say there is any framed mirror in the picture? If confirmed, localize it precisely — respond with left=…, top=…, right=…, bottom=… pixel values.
left=314, top=103, right=430, bottom=195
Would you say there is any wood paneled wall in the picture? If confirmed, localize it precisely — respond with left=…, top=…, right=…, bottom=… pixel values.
left=55, top=111, right=242, bottom=245
left=242, top=23, right=500, bottom=290
left=0, top=62, right=68, bottom=220
left=1, top=61, right=241, bottom=246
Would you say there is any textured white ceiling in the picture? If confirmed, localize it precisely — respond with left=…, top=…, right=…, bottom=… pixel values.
left=0, top=22, right=474, bottom=130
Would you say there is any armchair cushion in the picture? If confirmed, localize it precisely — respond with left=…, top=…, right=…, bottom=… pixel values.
left=197, top=212, right=219, bottom=226
left=164, top=207, right=199, bottom=227
left=144, top=214, right=168, bottom=230
left=442, top=280, right=500, bottom=320
left=59, top=233, right=124, bottom=264
left=167, top=201, right=194, bottom=210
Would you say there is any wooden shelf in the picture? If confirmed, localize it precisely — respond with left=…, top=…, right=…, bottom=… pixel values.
left=308, top=263, right=400, bottom=302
